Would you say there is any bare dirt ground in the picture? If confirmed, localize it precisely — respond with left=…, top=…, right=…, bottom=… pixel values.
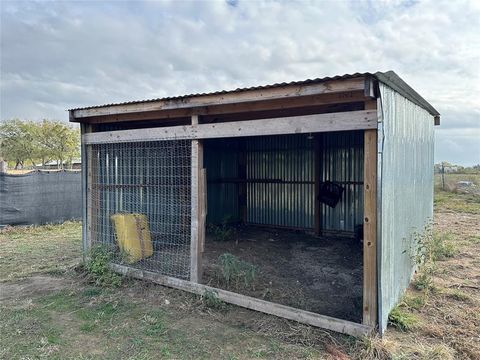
left=0, top=275, right=77, bottom=302
left=202, top=226, right=363, bottom=322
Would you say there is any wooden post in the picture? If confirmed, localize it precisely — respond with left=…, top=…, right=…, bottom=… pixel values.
left=83, top=123, right=95, bottom=254
left=190, top=115, right=205, bottom=283
left=363, top=100, right=378, bottom=327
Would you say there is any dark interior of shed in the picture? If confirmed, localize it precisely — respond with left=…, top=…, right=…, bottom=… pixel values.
left=200, top=132, right=365, bottom=322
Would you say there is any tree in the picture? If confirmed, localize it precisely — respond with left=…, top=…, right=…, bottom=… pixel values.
left=47, top=121, right=80, bottom=169
left=0, top=119, right=80, bottom=169
left=35, top=120, right=80, bottom=168
left=0, top=119, right=38, bottom=169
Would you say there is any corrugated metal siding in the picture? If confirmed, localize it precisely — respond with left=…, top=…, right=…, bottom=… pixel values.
left=377, top=83, right=435, bottom=333
left=320, top=132, right=364, bottom=233
left=204, top=133, right=364, bottom=231
left=204, top=139, right=240, bottom=224
left=246, top=134, right=315, bottom=229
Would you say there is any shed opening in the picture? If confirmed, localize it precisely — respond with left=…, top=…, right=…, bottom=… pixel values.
left=201, top=132, right=364, bottom=322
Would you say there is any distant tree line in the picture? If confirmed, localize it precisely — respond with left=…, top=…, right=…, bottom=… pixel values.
left=0, top=119, right=80, bottom=169
left=434, top=161, right=480, bottom=174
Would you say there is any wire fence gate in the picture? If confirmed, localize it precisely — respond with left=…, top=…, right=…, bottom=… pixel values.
left=87, top=140, right=192, bottom=279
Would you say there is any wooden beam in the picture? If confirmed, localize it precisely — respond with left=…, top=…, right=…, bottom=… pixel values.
left=83, top=110, right=377, bottom=145
left=85, top=124, right=94, bottom=252
left=72, top=77, right=366, bottom=119
left=363, top=127, right=378, bottom=327
left=110, top=263, right=373, bottom=337
left=200, top=168, right=207, bottom=254
left=74, top=91, right=368, bottom=124
left=190, top=115, right=204, bottom=283
left=364, top=77, right=376, bottom=98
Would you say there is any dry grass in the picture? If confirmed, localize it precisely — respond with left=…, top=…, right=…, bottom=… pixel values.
left=0, top=222, right=82, bottom=281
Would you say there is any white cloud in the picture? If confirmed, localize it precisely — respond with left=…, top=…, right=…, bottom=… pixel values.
left=0, top=0, right=479, bottom=165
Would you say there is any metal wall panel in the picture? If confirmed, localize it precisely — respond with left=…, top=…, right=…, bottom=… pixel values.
left=205, top=133, right=364, bottom=232
left=377, top=84, right=435, bottom=332
left=204, top=139, right=240, bottom=224
left=320, top=131, right=364, bottom=233
left=246, top=134, right=315, bottom=229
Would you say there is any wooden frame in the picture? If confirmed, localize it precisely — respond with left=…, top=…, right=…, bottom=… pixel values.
left=190, top=115, right=206, bottom=283
left=72, top=77, right=366, bottom=120
left=110, top=263, right=373, bottom=337
left=363, top=101, right=378, bottom=326
left=82, top=110, right=377, bottom=145
left=80, top=99, right=380, bottom=335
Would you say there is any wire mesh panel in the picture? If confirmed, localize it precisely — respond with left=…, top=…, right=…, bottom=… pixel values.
left=88, top=140, right=191, bottom=279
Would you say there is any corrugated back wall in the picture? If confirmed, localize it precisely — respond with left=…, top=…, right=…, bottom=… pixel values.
left=377, top=84, right=435, bottom=333
left=205, top=132, right=364, bottom=233
left=246, top=134, right=315, bottom=229
left=204, top=139, right=241, bottom=223
left=320, top=132, right=364, bottom=233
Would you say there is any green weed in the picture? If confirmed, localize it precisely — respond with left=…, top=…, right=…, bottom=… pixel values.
left=402, top=294, right=426, bottom=310
left=142, top=310, right=166, bottom=336
left=388, top=306, right=418, bottom=331
left=218, top=253, right=257, bottom=290
left=86, top=245, right=122, bottom=287
left=431, top=232, right=456, bottom=261
left=202, top=289, right=226, bottom=310
left=447, top=290, right=471, bottom=302
left=80, top=322, right=96, bottom=332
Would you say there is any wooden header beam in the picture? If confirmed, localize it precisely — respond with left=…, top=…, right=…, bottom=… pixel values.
left=71, top=77, right=366, bottom=120
left=83, top=110, right=377, bottom=144
left=73, top=90, right=368, bottom=125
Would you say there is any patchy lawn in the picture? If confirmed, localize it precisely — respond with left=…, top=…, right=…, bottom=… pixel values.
left=0, top=190, right=479, bottom=359
left=0, top=222, right=82, bottom=281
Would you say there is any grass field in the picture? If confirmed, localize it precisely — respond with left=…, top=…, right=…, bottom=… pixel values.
left=0, top=190, right=479, bottom=359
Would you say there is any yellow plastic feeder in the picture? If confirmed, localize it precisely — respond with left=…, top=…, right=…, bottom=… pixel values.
left=110, top=213, right=153, bottom=263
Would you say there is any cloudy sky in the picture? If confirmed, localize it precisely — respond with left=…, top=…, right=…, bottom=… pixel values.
left=1, top=0, right=479, bottom=165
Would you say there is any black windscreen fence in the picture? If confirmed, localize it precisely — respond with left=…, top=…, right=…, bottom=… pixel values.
left=0, top=171, right=82, bottom=226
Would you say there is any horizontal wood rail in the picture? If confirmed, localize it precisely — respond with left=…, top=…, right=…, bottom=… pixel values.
left=83, top=110, right=377, bottom=144
left=110, top=263, right=373, bottom=337
left=72, top=77, right=366, bottom=120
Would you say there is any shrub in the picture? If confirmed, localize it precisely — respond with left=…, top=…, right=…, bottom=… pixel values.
left=431, top=232, right=456, bottom=261
left=86, top=245, right=122, bottom=287
left=409, top=226, right=456, bottom=295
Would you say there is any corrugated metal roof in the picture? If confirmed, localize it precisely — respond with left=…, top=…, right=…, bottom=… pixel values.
left=68, top=71, right=440, bottom=117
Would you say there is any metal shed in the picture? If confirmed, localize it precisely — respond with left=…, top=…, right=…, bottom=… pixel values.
left=70, top=71, right=439, bottom=336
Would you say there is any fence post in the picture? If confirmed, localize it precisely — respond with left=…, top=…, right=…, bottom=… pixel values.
left=441, top=163, right=445, bottom=190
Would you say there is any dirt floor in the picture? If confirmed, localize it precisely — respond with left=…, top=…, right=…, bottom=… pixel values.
left=202, top=226, right=363, bottom=322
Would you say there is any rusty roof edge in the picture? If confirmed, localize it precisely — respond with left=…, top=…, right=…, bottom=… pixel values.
left=68, top=71, right=440, bottom=118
